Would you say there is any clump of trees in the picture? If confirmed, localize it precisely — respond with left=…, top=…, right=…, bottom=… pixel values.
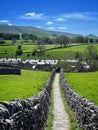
left=75, top=35, right=85, bottom=43
left=0, top=33, right=20, bottom=40
left=55, top=35, right=70, bottom=47
left=84, top=45, right=98, bottom=71
left=0, top=32, right=98, bottom=45
left=0, top=37, right=5, bottom=44
left=16, top=45, right=23, bottom=55
left=55, top=44, right=98, bottom=72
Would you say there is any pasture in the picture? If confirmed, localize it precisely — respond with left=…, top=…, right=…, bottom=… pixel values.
left=0, top=70, right=49, bottom=101
left=46, top=43, right=98, bottom=59
left=0, top=44, right=56, bottom=53
left=0, top=42, right=98, bottom=59
left=64, top=71, right=98, bottom=105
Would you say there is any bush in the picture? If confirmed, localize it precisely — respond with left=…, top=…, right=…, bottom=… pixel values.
left=16, top=45, right=23, bottom=55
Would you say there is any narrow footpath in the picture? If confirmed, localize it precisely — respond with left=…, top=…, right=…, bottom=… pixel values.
left=52, top=73, right=70, bottom=130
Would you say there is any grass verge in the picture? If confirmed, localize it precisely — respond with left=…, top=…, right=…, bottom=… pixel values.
left=59, top=82, right=83, bottom=130
left=44, top=81, right=54, bottom=130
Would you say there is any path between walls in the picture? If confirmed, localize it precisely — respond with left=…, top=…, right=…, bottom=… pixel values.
left=52, top=73, right=70, bottom=130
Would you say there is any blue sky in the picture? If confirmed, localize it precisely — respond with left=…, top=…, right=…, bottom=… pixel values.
left=0, top=0, right=98, bottom=36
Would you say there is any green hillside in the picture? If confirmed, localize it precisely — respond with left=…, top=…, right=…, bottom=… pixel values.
left=0, top=24, right=78, bottom=38
left=0, top=25, right=52, bottom=37
left=87, top=34, right=98, bottom=39
left=0, top=43, right=98, bottom=59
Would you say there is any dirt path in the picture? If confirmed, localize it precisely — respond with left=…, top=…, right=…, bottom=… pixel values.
left=52, top=73, right=69, bottom=130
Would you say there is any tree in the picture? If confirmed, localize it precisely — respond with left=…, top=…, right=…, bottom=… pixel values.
left=89, top=38, right=94, bottom=43
left=84, top=36, right=89, bottom=43
left=76, top=35, right=85, bottom=43
left=36, top=38, right=46, bottom=56
left=0, top=37, right=5, bottom=44
left=32, top=49, right=37, bottom=56
left=56, top=35, right=70, bottom=47
left=75, top=52, right=83, bottom=62
left=16, top=45, right=23, bottom=55
left=85, top=45, right=97, bottom=62
left=37, top=39, right=45, bottom=51
left=96, top=39, right=98, bottom=43
left=12, top=38, right=17, bottom=45
left=75, top=52, right=84, bottom=72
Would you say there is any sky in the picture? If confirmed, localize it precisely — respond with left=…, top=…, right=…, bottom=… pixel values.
left=0, top=0, right=98, bottom=36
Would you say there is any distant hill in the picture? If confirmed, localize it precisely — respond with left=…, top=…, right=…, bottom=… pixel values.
left=0, top=24, right=52, bottom=37
left=0, top=24, right=78, bottom=38
left=0, top=24, right=97, bottom=39
left=87, top=34, right=98, bottom=39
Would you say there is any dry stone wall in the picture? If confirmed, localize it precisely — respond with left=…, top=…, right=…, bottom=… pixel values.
left=60, top=69, right=98, bottom=130
left=0, top=66, right=21, bottom=75
left=0, top=69, right=55, bottom=130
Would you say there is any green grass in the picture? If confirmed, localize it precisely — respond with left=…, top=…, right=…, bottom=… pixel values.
left=0, top=43, right=98, bottom=59
left=46, top=43, right=98, bottom=59
left=0, top=44, right=56, bottom=53
left=64, top=71, right=98, bottom=105
left=2, top=40, right=36, bottom=45
left=45, top=87, right=54, bottom=130
left=0, top=45, right=35, bottom=53
left=0, top=70, right=49, bottom=101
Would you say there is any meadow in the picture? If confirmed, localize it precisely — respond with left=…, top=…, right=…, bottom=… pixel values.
left=64, top=71, right=98, bottom=105
left=0, top=44, right=56, bottom=59
left=46, top=43, right=98, bottom=59
left=0, top=42, right=98, bottom=59
left=0, top=44, right=56, bottom=53
left=0, top=70, right=50, bottom=101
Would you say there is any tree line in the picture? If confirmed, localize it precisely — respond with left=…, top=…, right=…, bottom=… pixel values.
left=0, top=32, right=98, bottom=45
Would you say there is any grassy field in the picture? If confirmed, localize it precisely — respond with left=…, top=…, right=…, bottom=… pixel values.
left=46, top=43, right=98, bottom=59
left=0, top=70, right=50, bottom=101
left=2, top=40, right=35, bottom=45
left=0, top=44, right=56, bottom=53
left=0, top=43, right=98, bottom=59
left=64, top=71, right=98, bottom=105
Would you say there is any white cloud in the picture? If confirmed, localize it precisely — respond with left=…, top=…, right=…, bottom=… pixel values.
left=56, top=18, right=65, bottom=22
left=63, top=13, right=84, bottom=19
left=48, top=27, right=55, bottom=30
left=46, top=21, right=54, bottom=25
left=8, top=23, right=12, bottom=26
left=20, top=12, right=44, bottom=19
left=36, top=26, right=42, bottom=28
left=58, top=26, right=67, bottom=30
left=62, top=12, right=98, bottom=21
left=0, top=20, right=9, bottom=23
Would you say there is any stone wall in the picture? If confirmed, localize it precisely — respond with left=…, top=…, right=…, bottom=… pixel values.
left=0, top=66, right=21, bottom=75
left=60, top=69, right=98, bottom=130
left=0, top=69, right=55, bottom=130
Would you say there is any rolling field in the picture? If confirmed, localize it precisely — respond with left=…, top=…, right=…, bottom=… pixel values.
left=64, top=71, right=98, bottom=105
left=0, top=70, right=50, bottom=101
left=0, top=44, right=56, bottom=53
left=0, top=43, right=98, bottom=59
left=46, top=43, right=98, bottom=59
